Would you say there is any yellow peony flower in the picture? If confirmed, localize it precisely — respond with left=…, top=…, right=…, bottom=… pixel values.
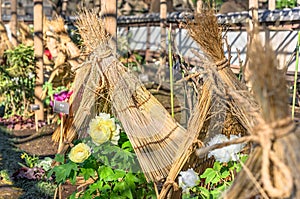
left=69, top=143, right=91, bottom=163
left=89, top=113, right=121, bottom=145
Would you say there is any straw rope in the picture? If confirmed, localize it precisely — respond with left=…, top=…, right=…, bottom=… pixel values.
left=216, top=58, right=229, bottom=71
left=197, top=117, right=295, bottom=198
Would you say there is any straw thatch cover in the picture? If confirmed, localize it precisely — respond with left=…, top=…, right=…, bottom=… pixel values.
left=223, top=33, right=300, bottom=199
left=158, top=9, right=259, bottom=198
left=62, top=10, right=195, bottom=182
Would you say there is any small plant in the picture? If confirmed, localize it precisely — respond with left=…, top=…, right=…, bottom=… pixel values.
left=20, top=152, right=39, bottom=168
left=180, top=155, right=248, bottom=199
left=0, top=44, right=35, bottom=117
left=48, top=113, right=156, bottom=199
left=14, top=152, right=54, bottom=181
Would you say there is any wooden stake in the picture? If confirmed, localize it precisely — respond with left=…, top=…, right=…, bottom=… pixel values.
left=34, top=0, right=44, bottom=121
left=35, top=112, right=39, bottom=132
left=58, top=115, right=64, bottom=153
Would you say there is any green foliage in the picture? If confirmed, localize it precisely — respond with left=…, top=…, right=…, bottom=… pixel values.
left=276, top=0, right=297, bottom=8
left=49, top=132, right=156, bottom=199
left=0, top=44, right=35, bottom=117
left=20, top=152, right=39, bottom=168
left=182, top=155, right=248, bottom=199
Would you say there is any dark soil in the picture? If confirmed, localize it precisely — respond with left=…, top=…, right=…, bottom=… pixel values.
left=0, top=122, right=76, bottom=199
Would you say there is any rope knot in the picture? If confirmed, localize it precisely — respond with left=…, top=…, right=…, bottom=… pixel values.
left=216, top=58, right=228, bottom=71
left=164, top=179, right=179, bottom=191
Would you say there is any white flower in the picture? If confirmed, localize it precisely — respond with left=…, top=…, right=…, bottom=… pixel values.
left=88, top=113, right=121, bottom=145
left=178, top=168, right=200, bottom=193
left=207, top=134, right=245, bottom=163
left=28, top=72, right=35, bottom=79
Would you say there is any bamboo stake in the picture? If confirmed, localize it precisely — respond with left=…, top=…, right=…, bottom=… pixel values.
left=292, top=31, right=300, bottom=119
left=168, top=24, right=174, bottom=118
left=58, top=115, right=64, bottom=153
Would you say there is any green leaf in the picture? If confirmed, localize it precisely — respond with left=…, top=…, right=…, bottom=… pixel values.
left=221, top=170, right=230, bottom=179
left=88, top=180, right=103, bottom=193
left=198, top=186, right=210, bottom=198
left=51, top=162, right=78, bottom=184
left=54, top=154, right=65, bottom=163
left=99, top=166, right=114, bottom=181
left=211, top=174, right=221, bottom=184
left=113, top=169, right=126, bottom=180
left=200, top=168, right=218, bottom=185
left=213, top=161, right=221, bottom=171
left=80, top=168, right=96, bottom=181
left=70, top=170, right=78, bottom=185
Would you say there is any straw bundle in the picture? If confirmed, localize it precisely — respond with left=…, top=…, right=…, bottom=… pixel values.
left=62, top=10, right=193, bottom=182
left=0, top=22, right=12, bottom=63
left=158, top=9, right=259, bottom=198
left=18, top=22, right=33, bottom=46
left=224, top=35, right=300, bottom=199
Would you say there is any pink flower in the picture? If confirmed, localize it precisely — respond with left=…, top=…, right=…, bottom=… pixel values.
left=50, top=90, right=73, bottom=107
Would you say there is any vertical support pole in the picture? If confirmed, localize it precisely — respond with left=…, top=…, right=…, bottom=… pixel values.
left=0, top=0, right=2, bottom=22
left=266, top=0, right=276, bottom=48
left=34, top=0, right=44, bottom=121
left=10, top=0, right=17, bottom=46
left=158, top=0, right=167, bottom=82
left=245, top=0, right=259, bottom=85
left=101, top=0, right=117, bottom=52
left=61, top=0, right=68, bottom=18
left=268, top=0, right=276, bottom=10
left=196, top=0, right=203, bottom=13
left=249, top=0, right=258, bottom=33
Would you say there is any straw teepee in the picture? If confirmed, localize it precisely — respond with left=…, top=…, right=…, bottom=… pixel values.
left=60, top=10, right=194, bottom=182
left=158, top=9, right=260, bottom=198
left=222, top=32, right=300, bottom=199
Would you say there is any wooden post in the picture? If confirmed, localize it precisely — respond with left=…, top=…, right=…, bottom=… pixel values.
left=101, top=0, right=117, bottom=52
left=266, top=0, right=276, bottom=45
left=196, top=0, right=203, bottom=13
left=10, top=0, right=17, bottom=46
left=249, top=0, right=258, bottom=32
left=158, top=0, right=167, bottom=82
left=0, top=0, right=2, bottom=21
left=61, top=0, right=68, bottom=18
left=268, top=0, right=276, bottom=10
left=34, top=0, right=44, bottom=121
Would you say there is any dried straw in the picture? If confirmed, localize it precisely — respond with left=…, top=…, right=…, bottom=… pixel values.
left=0, top=21, right=12, bottom=61
left=158, top=9, right=259, bottom=198
left=62, top=10, right=193, bottom=182
left=224, top=34, right=300, bottom=199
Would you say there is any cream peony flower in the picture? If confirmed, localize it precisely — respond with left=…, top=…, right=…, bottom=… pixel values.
left=89, top=113, right=121, bottom=145
left=69, top=143, right=91, bottom=163
left=207, top=134, right=245, bottom=163
left=178, top=168, right=200, bottom=193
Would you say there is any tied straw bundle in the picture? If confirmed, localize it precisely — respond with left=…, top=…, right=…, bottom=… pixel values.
left=223, top=34, right=300, bottom=198
left=61, top=10, right=193, bottom=182
left=158, top=9, right=259, bottom=198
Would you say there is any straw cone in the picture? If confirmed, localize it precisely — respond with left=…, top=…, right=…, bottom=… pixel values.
left=158, top=9, right=259, bottom=198
left=62, top=10, right=194, bottom=182
left=225, top=34, right=300, bottom=199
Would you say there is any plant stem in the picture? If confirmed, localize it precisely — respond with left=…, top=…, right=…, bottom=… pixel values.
left=292, top=31, right=300, bottom=119
left=168, top=24, right=174, bottom=118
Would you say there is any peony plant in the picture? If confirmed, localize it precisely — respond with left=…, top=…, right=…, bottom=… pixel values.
left=48, top=113, right=156, bottom=199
